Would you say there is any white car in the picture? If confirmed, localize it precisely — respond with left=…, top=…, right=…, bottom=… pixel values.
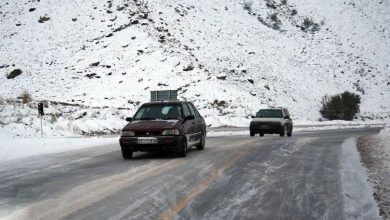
left=249, top=108, right=293, bottom=137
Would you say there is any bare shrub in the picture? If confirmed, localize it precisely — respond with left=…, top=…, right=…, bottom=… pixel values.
left=20, top=91, right=32, bottom=104
left=291, top=9, right=297, bottom=15
left=270, top=13, right=278, bottom=22
left=50, top=114, right=58, bottom=123
left=265, top=0, right=277, bottom=9
left=303, top=17, right=314, bottom=29
left=243, top=1, right=253, bottom=11
left=268, top=12, right=281, bottom=30
left=38, top=16, right=50, bottom=23
left=302, top=17, right=321, bottom=33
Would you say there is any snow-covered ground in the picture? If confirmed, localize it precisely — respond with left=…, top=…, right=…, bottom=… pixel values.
left=0, top=0, right=389, bottom=130
left=0, top=126, right=117, bottom=163
left=357, top=127, right=390, bottom=219
left=340, top=138, right=381, bottom=219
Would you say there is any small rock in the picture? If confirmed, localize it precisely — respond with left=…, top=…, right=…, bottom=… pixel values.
left=6, top=69, right=22, bottom=79
left=29, top=8, right=36, bottom=12
left=264, top=85, right=270, bottom=90
left=247, top=79, right=254, bottom=84
left=106, top=33, right=113, bottom=37
left=72, top=18, right=77, bottom=21
left=131, top=20, right=139, bottom=25
left=217, top=76, right=227, bottom=80
left=90, top=62, right=100, bottom=67
left=183, top=65, right=194, bottom=71
left=38, top=16, right=50, bottom=23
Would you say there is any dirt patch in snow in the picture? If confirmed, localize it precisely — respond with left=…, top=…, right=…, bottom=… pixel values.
left=357, top=130, right=390, bottom=219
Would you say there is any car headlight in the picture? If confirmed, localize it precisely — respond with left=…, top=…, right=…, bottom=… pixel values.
left=120, top=130, right=135, bottom=137
left=162, top=129, right=180, bottom=136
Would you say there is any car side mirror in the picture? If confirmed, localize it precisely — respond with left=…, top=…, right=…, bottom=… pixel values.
left=125, top=117, right=133, bottom=122
left=284, top=116, right=289, bottom=119
left=184, top=115, right=195, bottom=122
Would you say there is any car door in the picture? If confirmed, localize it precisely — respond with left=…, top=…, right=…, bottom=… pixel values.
left=190, top=102, right=206, bottom=137
left=185, top=102, right=201, bottom=145
left=181, top=103, right=196, bottom=146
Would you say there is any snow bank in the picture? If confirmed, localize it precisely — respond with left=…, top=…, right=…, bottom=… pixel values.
left=356, top=125, right=390, bottom=219
left=340, top=138, right=381, bottom=219
left=0, top=127, right=117, bottom=163
left=0, top=102, right=128, bottom=137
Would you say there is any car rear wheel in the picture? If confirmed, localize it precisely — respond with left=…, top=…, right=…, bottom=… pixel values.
left=121, top=149, right=133, bottom=159
left=196, top=134, right=205, bottom=150
left=178, top=139, right=187, bottom=157
left=287, top=130, right=292, bottom=137
left=250, top=131, right=255, bottom=137
left=259, top=133, right=264, bottom=136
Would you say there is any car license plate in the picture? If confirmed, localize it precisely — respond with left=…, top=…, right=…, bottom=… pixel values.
left=137, top=137, right=158, bottom=144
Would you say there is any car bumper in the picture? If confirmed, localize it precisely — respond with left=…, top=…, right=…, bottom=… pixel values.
left=119, top=135, right=185, bottom=152
left=250, top=123, right=283, bottom=134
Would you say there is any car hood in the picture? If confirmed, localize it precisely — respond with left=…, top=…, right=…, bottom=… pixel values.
left=251, top=118, right=284, bottom=123
left=123, top=119, right=181, bottom=131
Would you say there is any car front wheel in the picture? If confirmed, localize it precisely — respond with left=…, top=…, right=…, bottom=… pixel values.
left=178, top=139, right=187, bottom=157
left=280, top=126, right=286, bottom=137
left=121, top=149, right=133, bottom=159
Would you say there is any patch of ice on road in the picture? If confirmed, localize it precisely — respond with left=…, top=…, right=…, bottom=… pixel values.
left=0, top=127, right=118, bottom=163
left=340, top=138, right=381, bottom=219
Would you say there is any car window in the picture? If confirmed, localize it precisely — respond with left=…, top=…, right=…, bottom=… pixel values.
left=256, top=109, right=283, bottom=118
left=190, top=103, right=201, bottom=118
left=285, top=109, right=290, bottom=117
left=133, top=104, right=182, bottom=120
left=182, top=103, right=191, bottom=117
left=186, top=103, right=197, bottom=118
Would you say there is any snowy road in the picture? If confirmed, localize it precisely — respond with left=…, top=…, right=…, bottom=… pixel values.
left=0, top=128, right=380, bottom=220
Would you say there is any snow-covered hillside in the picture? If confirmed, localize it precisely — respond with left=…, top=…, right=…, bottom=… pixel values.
left=1, top=0, right=389, bottom=129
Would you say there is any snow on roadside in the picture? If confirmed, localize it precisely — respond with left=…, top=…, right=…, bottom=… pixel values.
left=207, top=124, right=384, bottom=137
left=357, top=126, right=390, bottom=219
left=340, top=138, right=381, bottom=219
left=0, top=127, right=118, bottom=163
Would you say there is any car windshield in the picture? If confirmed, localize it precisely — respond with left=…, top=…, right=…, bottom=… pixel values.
left=133, top=104, right=182, bottom=120
left=256, top=109, right=283, bottom=118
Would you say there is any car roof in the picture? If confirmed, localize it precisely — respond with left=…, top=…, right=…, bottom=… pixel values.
left=142, top=101, right=189, bottom=105
left=259, top=108, right=284, bottom=110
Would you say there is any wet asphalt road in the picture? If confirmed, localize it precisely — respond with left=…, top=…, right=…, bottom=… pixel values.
left=0, top=128, right=380, bottom=220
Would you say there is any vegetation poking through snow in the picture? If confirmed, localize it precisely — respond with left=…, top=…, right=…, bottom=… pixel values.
left=243, top=1, right=253, bottom=12
left=38, top=16, right=50, bottom=23
left=19, top=91, right=32, bottom=104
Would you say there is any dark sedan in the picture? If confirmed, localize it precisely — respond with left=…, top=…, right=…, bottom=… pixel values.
left=119, top=101, right=206, bottom=159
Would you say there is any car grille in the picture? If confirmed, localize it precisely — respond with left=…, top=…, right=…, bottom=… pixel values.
left=251, top=122, right=281, bottom=128
left=134, top=130, right=163, bottom=136
left=259, top=122, right=280, bottom=126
